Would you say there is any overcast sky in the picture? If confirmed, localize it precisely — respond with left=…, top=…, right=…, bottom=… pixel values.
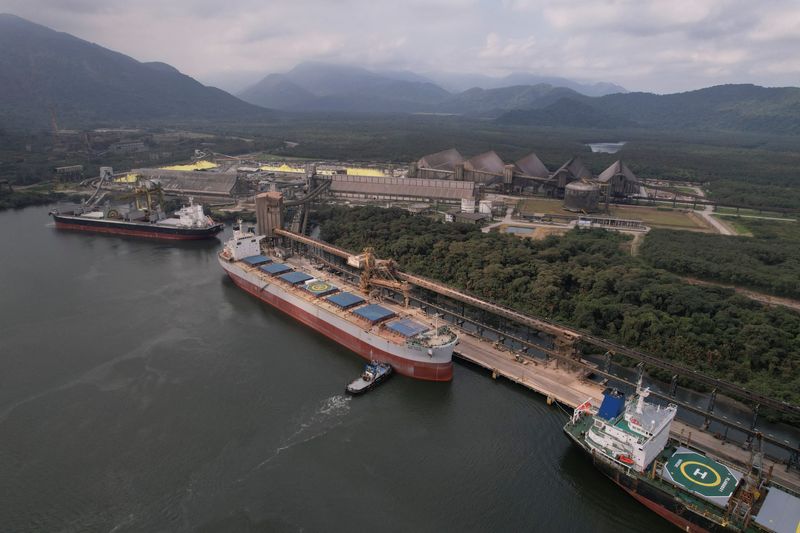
left=2, top=0, right=799, bottom=94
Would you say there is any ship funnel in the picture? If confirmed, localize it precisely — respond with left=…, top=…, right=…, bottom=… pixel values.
left=597, top=388, right=625, bottom=421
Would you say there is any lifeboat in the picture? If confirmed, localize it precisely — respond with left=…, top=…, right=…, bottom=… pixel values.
left=617, top=454, right=635, bottom=465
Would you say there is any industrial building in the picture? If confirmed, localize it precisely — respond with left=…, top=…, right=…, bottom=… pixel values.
left=413, top=148, right=465, bottom=180
left=132, top=168, right=241, bottom=198
left=596, top=160, right=642, bottom=199
left=463, top=151, right=514, bottom=186
left=513, top=152, right=550, bottom=193
left=412, top=148, right=643, bottom=205
left=563, top=181, right=601, bottom=212
left=411, top=149, right=513, bottom=187
left=54, top=164, right=84, bottom=181
left=327, top=173, right=475, bottom=203
left=551, top=157, right=592, bottom=191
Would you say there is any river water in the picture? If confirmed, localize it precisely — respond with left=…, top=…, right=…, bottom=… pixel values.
left=0, top=206, right=673, bottom=532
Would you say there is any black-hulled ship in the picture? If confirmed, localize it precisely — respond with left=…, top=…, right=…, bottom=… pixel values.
left=51, top=193, right=222, bottom=241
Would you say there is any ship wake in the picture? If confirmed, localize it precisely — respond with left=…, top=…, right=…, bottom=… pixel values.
left=252, top=395, right=351, bottom=471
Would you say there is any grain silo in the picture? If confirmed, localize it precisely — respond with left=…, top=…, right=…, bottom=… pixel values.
left=563, top=181, right=600, bottom=212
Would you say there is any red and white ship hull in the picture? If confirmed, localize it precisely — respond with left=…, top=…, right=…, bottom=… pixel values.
left=220, top=258, right=455, bottom=381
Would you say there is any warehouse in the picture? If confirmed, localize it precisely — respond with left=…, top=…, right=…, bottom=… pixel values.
left=596, top=160, right=641, bottom=199
left=328, top=173, right=475, bottom=203
left=413, top=148, right=464, bottom=180
left=132, top=168, right=240, bottom=198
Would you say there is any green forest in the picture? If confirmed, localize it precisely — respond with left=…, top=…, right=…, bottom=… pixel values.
left=641, top=225, right=800, bottom=299
left=245, top=115, right=800, bottom=211
left=4, top=115, right=800, bottom=210
left=316, top=206, right=800, bottom=413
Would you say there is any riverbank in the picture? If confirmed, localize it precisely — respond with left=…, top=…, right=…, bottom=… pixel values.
left=0, top=189, right=84, bottom=211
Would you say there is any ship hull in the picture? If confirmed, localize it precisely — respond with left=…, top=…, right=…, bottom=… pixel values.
left=222, top=261, right=454, bottom=381
left=565, top=431, right=729, bottom=532
left=51, top=214, right=223, bottom=240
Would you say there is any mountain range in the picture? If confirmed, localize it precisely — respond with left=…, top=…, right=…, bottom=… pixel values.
left=237, top=62, right=626, bottom=114
left=422, top=71, right=627, bottom=96
left=238, top=64, right=800, bottom=134
left=0, top=13, right=269, bottom=130
left=497, top=84, right=800, bottom=134
left=1, top=13, right=799, bottom=136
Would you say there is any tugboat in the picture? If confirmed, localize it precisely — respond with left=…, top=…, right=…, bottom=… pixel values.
left=346, top=362, right=392, bottom=395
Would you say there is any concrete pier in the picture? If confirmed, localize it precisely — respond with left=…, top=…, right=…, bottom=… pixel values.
left=453, top=327, right=800, bottom=491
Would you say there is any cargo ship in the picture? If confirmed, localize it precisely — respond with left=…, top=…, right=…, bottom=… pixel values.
left=218, top=225, right=458, bottom=381
left=564, top=385, right=800, bottom=532
left=50, top=198, right=223, bottom=240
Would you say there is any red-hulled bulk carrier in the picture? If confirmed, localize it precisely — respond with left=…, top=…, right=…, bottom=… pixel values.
left=50, top=198, right=223, bottom=240
left=219, top=225, right=458, bottom=381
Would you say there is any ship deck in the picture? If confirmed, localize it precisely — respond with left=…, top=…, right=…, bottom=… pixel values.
left=567, top=415, right=800, bottom=533
left=229, top=252, right=455, bottom=350
left=660, top=446, right=741, bottom=506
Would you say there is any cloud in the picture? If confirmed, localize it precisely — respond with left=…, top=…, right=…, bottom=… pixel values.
left=0, top=0, right=798, bottom=93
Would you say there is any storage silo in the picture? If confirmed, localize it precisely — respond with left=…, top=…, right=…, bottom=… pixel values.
left=563, top=181, right=600, bottom=212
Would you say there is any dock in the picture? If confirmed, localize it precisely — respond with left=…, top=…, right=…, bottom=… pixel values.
left=453, top=328, right=800, bottom=492
left=271, top=228, right=800, bottom=491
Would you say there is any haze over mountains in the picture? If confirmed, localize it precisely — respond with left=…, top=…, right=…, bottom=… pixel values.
left=1, top=14, right=799, bottom=136
left=237, top=62, right=626, bottom=113
left=238, top=63, right=800, bottom=134
left=497, top=84, right=800, bottom=134
left=0, top=13, right=268, bottom=130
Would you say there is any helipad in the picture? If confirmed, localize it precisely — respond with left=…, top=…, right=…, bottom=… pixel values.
left=661, top=447, right=741, bottom=506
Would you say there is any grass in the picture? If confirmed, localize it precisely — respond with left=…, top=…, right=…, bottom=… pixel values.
left=724, top=217, right=800, bottom=240
left=516, top=198, right=564, bottom=215
left=712, top=215, right=753, bottom=236
left=516, top=197, right=706, bottom=230
left=608, top=205, right=705, bottom=229
left=654, top=185, right=700, bottom=195
left=715, top=206, right=788, bottom=217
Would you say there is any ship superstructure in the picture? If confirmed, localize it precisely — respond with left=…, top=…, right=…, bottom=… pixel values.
left=219, top=224, right=458, bottom=381
left=565, top=386, right=800, bottom=532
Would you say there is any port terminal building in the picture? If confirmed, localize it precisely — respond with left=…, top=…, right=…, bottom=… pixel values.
left=410, top=148, right=643, bottom=210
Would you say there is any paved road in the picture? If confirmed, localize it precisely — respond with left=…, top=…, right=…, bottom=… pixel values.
left=698, top=202, right=735, bottom=235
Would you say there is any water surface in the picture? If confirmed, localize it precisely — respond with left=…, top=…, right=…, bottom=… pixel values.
left=0, top=206, right=673, bottom=532
left=587, top=142, right=627, bottom=154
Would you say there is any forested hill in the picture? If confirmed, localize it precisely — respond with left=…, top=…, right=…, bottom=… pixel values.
left=316, top=206, right=800, bottom=416
left=0, top=14, right=270, bottom=130
left=497, top=84, right=800, bottom=135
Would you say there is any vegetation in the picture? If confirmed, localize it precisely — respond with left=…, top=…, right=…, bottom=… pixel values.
left=0, top=188, right=82, bottom=210
left=3, top=110, right=799, bottom=211
left=641, top=223, right=800, bottom=299
left=499, top=84, right=800, bottom=135
left=0, top=14, right=269, bottom=130
left=238, top=115, right=800, bottom=210
left=316, top=206, right=800, bottom=413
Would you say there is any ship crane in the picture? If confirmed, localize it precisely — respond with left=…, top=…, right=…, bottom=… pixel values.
left=356, top=247, right=410, bottom=307
left=99, top=180, right=165, bottom=219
